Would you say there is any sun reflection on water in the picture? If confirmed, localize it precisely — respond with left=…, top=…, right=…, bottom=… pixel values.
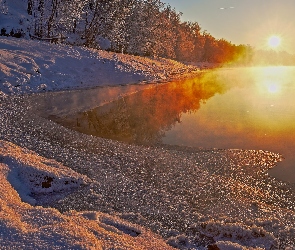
left=255, top=66, right=291, bottom=95
left=163, top=66, right=295, bottom=182
left=39, top=66, right=295, bottom=182
left=267, top=82, right=280, bottom=93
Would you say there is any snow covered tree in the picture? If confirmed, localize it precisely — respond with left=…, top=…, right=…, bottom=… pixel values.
left=19, top=0, right=249, bottom=64
left=81, top=0, right=122, bottom=48
left=175, top=22, right=196, bottom=61
left=150, top=4, right=178, bottom=58
left=190, top=22, right=205, bottom=62
left=124, top=0, right=165, bottom=56
left=27, top=0, right=33, bottom=15
left=56, top=0, right=86, bottom=38
left=201, top=31, right=218, bottom=62
left=109, top=0, right=136, bottom=52
left=122, top=0, right=179, bottom=57
left=29, top=0, right=86, bottom=39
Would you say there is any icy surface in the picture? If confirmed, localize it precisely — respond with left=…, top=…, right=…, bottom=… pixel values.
left=0, top=140, right=173, bottom=249
left=1, top=92, right=295, bottom=249
left=1, top=37, right=295, bottom=249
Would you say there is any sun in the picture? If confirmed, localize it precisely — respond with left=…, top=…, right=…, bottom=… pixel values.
left=268, top=35, right=281, bottom=48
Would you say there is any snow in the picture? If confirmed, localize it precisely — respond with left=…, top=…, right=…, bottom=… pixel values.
left=0, top=37, right=197, bottom=96
left=1, top=2, right=295, bottom=249
left=2, top=86, right=295, bottom=249
left=0, top=140, right=174, bottom=249
left=1, top=37, right=295, bottom=249
left=0, top=0, right=31, bottom=37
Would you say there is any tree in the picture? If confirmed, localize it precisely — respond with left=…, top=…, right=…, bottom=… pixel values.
left=190, top=22, right=204, bottom=62
left=21, top=0, right=252, bottom=64
left=27, top=0, right=33, bottom=15
left=28, top=0, right=86, bottom=39
left=123, top=0, right=165, bottom=56
left=201, top=31, right=218, bottom=62
left=175, top=22, right=195, bottom=61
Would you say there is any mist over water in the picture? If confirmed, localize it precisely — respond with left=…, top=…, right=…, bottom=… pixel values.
left=163, top=67, right=295, bottom=182
left=36, top=66, right=295, bottom=183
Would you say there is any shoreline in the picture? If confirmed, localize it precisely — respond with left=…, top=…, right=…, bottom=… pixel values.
left=1, top=89, right=294, bottom=249
left=1, top=37, right=295, bottom=248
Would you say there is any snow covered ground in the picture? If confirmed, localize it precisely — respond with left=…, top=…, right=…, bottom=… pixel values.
left=0, top=140, right=175, bottom=249
left=2, top=1, right=295, bottom=249
left=0, top=36, right=198, bottom=249
left=0, top=37, right=197, bottom=96
left=1, top=36, right=295, bottom=249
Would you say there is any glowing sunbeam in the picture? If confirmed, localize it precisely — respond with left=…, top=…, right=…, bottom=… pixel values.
left=268, top=35, right=281, bottom=48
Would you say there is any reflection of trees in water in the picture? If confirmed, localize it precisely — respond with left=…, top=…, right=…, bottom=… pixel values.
left=58, top=73, right=228, bottom=145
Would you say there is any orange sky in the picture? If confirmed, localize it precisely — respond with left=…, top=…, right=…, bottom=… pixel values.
left=164, top=0, right=295, bottom=54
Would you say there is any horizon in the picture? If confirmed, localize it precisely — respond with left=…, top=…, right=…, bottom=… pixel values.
left=1, top=0, right=294, bottom=65
left=2, top=1, right=295, bottom=248
left=163, top=0, right=295, bottom=55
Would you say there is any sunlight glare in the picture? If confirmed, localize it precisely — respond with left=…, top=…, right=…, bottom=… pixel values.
left=268, top=35, right=281, bottom=48
left=258, top=67, right=286, bottom=95
left=267, top=82, right=279, bottom=93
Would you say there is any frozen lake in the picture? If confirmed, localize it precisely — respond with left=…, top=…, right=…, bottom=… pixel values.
left=35, top=66, right=295, bottom=183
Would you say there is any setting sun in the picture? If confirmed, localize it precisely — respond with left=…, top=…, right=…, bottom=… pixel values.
left=268, top=35, right=281, bottom=48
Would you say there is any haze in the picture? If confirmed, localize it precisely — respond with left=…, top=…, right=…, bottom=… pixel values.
left=164, top=0, right=295, bottom=54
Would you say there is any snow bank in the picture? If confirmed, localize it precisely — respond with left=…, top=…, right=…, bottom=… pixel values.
left=1, top=37, right=295, bottom=249
left=0, top=37, right=198, bottom=95
left=0, top=140, right=173, bottom=249
left=1, top=140, right=90, bottom=205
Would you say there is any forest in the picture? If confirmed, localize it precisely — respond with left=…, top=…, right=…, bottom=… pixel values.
left=3, top=0, right=294, bottom=65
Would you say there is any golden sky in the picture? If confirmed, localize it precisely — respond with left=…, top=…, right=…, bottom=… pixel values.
left=164, top=0, right=295, bottom=54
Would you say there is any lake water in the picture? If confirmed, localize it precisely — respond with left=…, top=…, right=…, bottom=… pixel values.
left=35, top=67, right=295, bottom=183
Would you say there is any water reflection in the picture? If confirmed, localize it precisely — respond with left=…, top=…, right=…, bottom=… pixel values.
left=49, top=72, right=229, bottom=145
left=39, top=66, right=295, bottom=182
left=163, top=67, right=295, bottom=182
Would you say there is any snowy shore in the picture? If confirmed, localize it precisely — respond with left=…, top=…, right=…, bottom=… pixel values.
left=1, top=37, right=295, bottom=249
left=0, top=37, right=198, bottom=96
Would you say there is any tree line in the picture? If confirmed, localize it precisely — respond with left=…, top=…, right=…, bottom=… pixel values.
left=6, top=0, right=254, bottom=64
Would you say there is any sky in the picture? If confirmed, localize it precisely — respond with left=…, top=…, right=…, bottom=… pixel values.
left=163, top=0, right=295, bottom=54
